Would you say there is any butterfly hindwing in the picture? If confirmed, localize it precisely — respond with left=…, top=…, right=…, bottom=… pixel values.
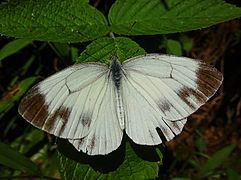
left=121, top=73, right=188, bottom=144
left=69, top=76, right=123, bottom=155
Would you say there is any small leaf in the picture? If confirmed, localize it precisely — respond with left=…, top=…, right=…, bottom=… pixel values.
left=195, top=130, right=206, bottom=152
left=0, top=39, right=32, bottom=61
left=188, top=159, right=199, bottom=168
left=11, top=129, right=45, bottom=155
left=165, top=39, right=182, bottom=56
left=76, top=37, right=145, bottom=64
left=71, top=47, right=79, bottom=61
left=179, top=35, right=193, bottom=52
left=198, top=144, right=236, bottom=178
left=0, top=141, right=40, bottom=175
left=0, top=77, right=37, bottom=116
left=109, top=0, right=241, bottom=35
left=0, top=0, right=109, bottom=42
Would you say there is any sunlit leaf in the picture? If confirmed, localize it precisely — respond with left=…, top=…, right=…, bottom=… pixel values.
left=76, top=37, right=145, bottom=64
left=0, top=0, right=109, bottom=42
left=109, top=0, right=241, bottom=35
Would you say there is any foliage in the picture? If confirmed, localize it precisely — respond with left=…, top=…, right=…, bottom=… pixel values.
left=58, top=142, right=161, bottom=179
left=0, top=0, right=241, bottom=179
left=162, top=131, right=239, bottom=180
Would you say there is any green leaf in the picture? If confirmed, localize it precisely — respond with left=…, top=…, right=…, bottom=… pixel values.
left=11, top=129, right=45, bottom=155
left=71, top=47, right=79, bottom=61
left=0, top=141, right=40, bottom=175
left=0, top=0, right=109, bottom=42
left=179, top=35, right=193, bottom=52
left=76, top=37, right=145, bottom=64
left=227, top=168, right=240, bottom=180
left=58, top=142, right=160, bottom=180
left=49, top=42, right=71, bottom=60
left=109, top=0, right=241, bottom=35
left=198, top=144, right=236, bottom=178
left=0, top=39, right=32, bottom=61
left=195, top=130, right=206, bottom=152
left=0, top=77, right=37, bottom=116
left=163, top=39, right=182, bottom=56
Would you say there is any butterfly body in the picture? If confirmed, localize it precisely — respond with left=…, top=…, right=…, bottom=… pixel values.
left=110, top=55, right=122, bottom=89
left=19, top=54, right=223, bottom=155
left=109, top=56, right=126, bottom=130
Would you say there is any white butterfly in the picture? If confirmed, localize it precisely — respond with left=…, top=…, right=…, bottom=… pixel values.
left=18, top=54, right=223, bottom=155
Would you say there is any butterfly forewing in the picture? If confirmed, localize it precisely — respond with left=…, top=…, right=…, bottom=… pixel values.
left=122, top=54, right=223, bottom=121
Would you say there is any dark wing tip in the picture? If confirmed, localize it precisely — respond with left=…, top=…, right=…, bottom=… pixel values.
left=196, top=63, right=223, bottom=97
left=18, top=86, right=49, bottom=128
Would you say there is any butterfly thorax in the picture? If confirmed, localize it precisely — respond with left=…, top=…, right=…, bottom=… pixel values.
left=110, top=56, right=122, bottom=89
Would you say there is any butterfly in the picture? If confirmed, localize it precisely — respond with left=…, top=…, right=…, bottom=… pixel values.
left=18, top=54, right=223, bottom=155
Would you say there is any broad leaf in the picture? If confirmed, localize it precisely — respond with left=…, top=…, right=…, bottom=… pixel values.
left=58, top=142, right=160, bottom=180
left=109, top=0, right=241, bottom=35
left=0, top=0, right=109, bottom=42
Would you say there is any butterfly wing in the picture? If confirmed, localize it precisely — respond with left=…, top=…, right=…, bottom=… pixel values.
left=69, top=75, right=123, bottom=155
left=19, top=63, right=123, bottom=155
left=122, top=54, right=222, bottom=144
